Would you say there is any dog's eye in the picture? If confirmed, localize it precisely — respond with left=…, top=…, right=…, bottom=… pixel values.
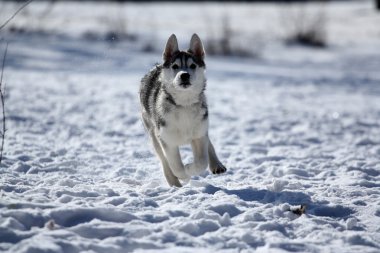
left=172, top=64, right=179, bottom=70
left=190, top=64, right=197, bottom=70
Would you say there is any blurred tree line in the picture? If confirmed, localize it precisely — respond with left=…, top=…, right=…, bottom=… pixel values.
left=2, top=0, right=379, bottom=10
left=0, top=0, right=375, bottom=2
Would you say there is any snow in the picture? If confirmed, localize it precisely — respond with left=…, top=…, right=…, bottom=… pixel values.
left=1, top=0, right=380, bottom=252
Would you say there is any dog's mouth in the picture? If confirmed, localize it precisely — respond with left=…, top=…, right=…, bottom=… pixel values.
left=179, top=82, right=191, bottom=88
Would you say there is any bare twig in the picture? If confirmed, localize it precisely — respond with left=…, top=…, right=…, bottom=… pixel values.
left=0, top=42, right=8, bottom=164
left=0, top=43, right=7, bottom=87
left=0, top=0, right=33, bottom=165
left=0, top=0, right=33, bottom=31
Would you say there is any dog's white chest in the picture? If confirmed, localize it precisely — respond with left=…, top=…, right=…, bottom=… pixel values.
left=159, top=106, right=208, bottom=146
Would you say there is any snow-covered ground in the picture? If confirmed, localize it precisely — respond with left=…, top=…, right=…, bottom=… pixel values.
left=1, top=1, right=380, bottom=252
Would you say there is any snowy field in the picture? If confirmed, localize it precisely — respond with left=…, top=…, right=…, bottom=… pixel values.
left=1, top=1, right=380, bottom=252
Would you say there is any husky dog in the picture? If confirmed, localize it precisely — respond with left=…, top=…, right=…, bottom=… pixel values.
left=139, top=34, right=227, bottom=187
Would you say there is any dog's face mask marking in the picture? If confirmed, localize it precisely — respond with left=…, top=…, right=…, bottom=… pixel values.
left=161, top=34, right=206, bottom=93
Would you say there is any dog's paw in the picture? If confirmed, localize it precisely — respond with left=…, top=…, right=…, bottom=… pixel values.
left=179, top=177, right=190, bottom=185
left=185, top=163, right=206, bottom=177
left=211, top=163, right=227, bottom=174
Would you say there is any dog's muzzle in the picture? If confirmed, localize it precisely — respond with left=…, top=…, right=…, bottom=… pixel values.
left=179, top=73, right=191, bottom=88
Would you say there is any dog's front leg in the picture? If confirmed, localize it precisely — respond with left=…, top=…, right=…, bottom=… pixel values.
left=185, top=136, right=209, bottom=176
left=161, top=144, right=189, bottom=182
left=149, top=133, right=182, bottom=187
left=208, top=136, right=227, bottom=174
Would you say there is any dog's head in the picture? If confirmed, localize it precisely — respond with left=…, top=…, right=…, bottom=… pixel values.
left=161, top=34, right=206, bottom=97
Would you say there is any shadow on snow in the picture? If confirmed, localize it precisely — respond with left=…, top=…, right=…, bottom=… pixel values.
left=204, top=184, right=354, bottom=219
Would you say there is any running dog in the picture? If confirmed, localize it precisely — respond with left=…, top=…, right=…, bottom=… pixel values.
left=139, top=34, right=227, bottom=187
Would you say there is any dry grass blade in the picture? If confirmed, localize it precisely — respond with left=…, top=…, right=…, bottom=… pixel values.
left=0, top=0, right=33, bottom=31
left=0, top=42, right=8, bottom=165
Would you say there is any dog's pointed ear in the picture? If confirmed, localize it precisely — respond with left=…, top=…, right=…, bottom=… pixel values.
left=163, top=34, right=179, bottom=62
left=189, top=34, right=205, bottom=60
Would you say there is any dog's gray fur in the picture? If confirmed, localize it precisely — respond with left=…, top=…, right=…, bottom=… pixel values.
left=139, top=34, right=227, bottom=187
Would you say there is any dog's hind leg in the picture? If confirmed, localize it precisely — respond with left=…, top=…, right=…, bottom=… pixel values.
left=150, top=132, right=182, bottom=187
left=208, top=136, right=227, bottom=174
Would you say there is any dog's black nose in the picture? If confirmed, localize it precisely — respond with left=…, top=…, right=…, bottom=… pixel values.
left=180, top=73, right=190, bottom=82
